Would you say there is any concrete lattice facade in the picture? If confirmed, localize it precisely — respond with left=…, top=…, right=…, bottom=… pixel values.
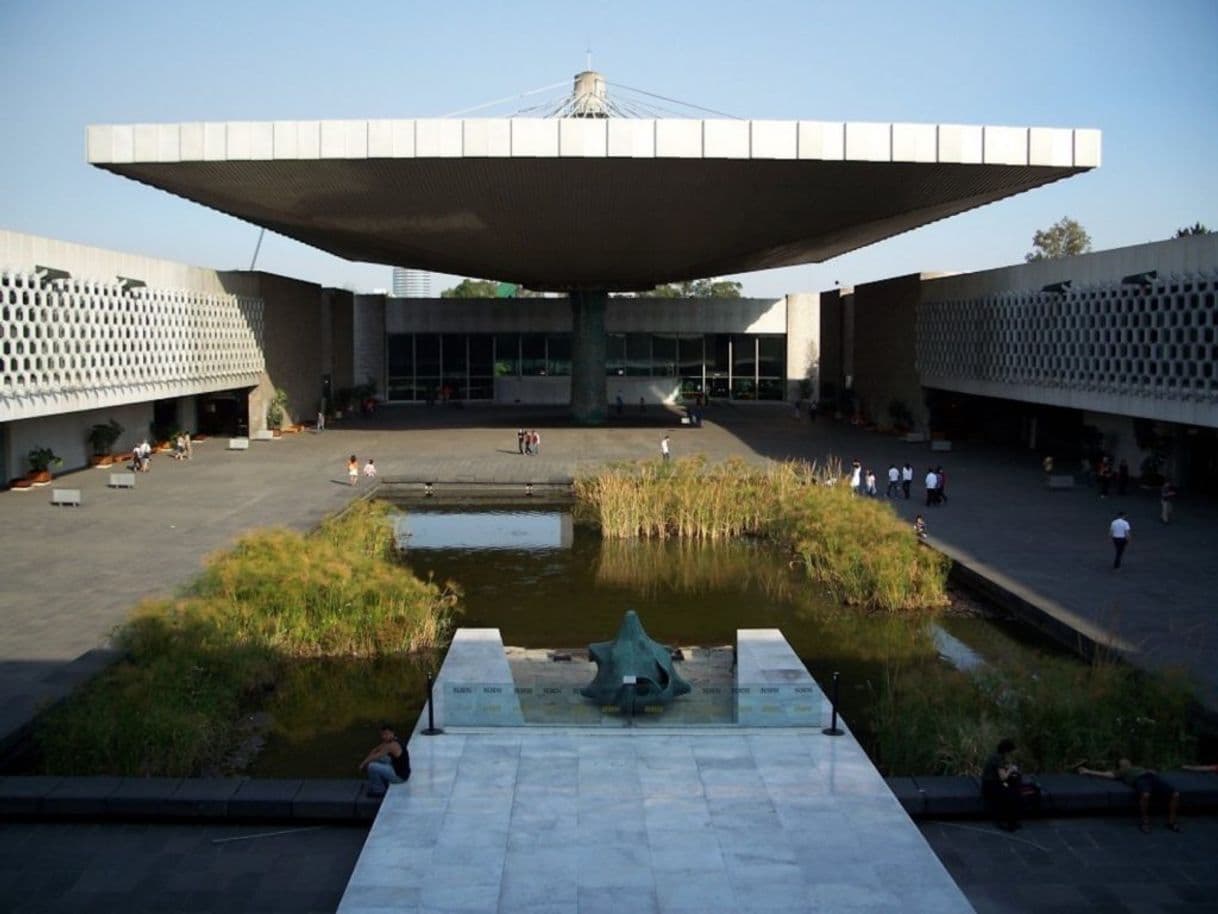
left=917, top=235, right=1218, bottom=428
left=0, top=269, right=264, bottom=424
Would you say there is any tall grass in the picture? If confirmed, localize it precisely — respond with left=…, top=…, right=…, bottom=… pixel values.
left=35, top=501, right=458, bottom=776
left=574, top=458, right=948, bottom=612
left=871, top=652, right=1196, bottom=776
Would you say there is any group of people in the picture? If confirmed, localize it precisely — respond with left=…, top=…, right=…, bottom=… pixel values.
left=847, top=460, right=947, bottom=507
left=346, top=454, right=377, bottom=485
left=516, top=429, right=542, bottom=455
left=982, top=738, right=1210, bottom=834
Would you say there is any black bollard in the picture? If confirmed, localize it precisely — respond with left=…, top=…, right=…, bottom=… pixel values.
left=422, top=673, right=444, bottom=736
left=822, top=671, right=844, bottom=736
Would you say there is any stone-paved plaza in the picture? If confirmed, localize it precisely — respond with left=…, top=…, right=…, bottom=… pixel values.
left=2, top=402, right=1217, bottom=912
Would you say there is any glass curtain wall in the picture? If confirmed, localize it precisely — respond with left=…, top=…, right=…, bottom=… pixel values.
left=386, top=332, right=784, bottom=401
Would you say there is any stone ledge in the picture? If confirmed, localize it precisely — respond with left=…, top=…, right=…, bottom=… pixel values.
left=891, top=772, right=1218, bottom=819
left=0, top=776, right=376, bottom=822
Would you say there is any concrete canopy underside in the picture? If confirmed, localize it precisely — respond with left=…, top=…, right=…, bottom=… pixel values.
left=87, top=119, right=1099, bottom=290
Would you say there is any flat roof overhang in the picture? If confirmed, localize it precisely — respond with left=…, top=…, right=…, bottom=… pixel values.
left=87, top=118, right=1099, bottom=291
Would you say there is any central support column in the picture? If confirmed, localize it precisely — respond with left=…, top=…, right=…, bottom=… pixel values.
left=569, top=288, right=608, bottom=425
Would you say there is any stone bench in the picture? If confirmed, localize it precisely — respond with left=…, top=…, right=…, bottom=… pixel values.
left=930, top=440, right=952, bottom=452
left=1047, top=475, right=1075, bottom=489
left=227, top=437, right=250, bottom=450
left=50, top=488, right=81, bottom=507
left=252, top=430, right=275, bottom=441
left=108, top=472, right=136, bottom=489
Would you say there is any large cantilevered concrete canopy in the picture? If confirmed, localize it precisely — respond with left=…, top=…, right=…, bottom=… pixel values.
left=86, top=110, right=1099, bottom=421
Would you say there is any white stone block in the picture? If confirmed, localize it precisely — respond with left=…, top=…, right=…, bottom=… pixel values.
left=344, top=120, right=368, bottom=158
left=558, top=118, right=607, bottom=157
left=1074, top=128, right=1102, bottom=167
left=510, top=119, right=559, bottom=157
left=463, top=119, right=511, bottom=157
left=798, top=121, right=845, bottom=160
left=415, top=119, right=462, bottom=157
left=892, top=123, right=937, bottom=163
left=654, top=119, right=702, bottom=158
left=110, top=125, right=135, bottom=163
left=133, top=124, right=159, bottom=162
left=391, top=119, right=416, bottom=157
left=249, top=122, right=274, bottom=160
left=1029, top=127, right=1073, bottom=167
left=983, top=126, right=1028, bottom=165
left=320, top=120, right=348, bottom=158
left=750, top=120, right=797, bottom=159
left=937, top=124, right=983, bottom=164
left=606, top=119, right=655, bottom=157
left=272, top=121, right=298, bottom=158
left=367, top=119, right=393, bottom=157
left=202, top=122, right=227, bottom=161
left=226, top=121, right=252, bottom=159
left=297, top=121, right=321, bottom=159
left=155, top=124, right=180, bottom=162
left=702, top=120, right=750, bottom=159
left=845, top=122, right=891, bottom=162
left=180, top=123, right=205, bottom=161
left=86, top=125, right=113, bottom=163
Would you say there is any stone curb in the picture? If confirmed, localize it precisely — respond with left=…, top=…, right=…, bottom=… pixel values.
left=888, top=772, right=1218, bottom=818
left=0, top=775, right=380, bottom=823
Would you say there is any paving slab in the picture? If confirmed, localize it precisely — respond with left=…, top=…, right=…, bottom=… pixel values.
left=162, top=777, right=245, bottom=817
left=106, top=776, right=184, bottom=816
left=229, top=778, right=303, bottom=818
left=41, top=775, right=122, bottom=816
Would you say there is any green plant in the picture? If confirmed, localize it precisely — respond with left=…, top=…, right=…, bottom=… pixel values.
left=27, top=447, right=63, bottom=473
left=86, top=419, right=124, bottom=456
left=34, top=500, right=459, bottom=776
left=266, top=387, right=289, bottom=429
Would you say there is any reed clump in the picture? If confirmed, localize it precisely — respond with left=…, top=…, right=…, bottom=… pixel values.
left=36, top=500, right=458, bottom=776
left=574, top=458, right=947, bottom=612
left=871, top=652, right=1196, bottom=776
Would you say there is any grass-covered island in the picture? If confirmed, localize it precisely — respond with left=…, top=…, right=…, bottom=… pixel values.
left=35, top=501, right=458, bottom=776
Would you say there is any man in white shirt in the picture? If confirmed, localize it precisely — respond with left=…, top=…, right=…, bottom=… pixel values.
left=849, top=460, right=862, bottom=494
left=924, top=468, right=938, bottom=506
left=886, top=464, right=900, bottom=498
left=1110, top=512, right=1131, bottom=569
left=660, top=435, right=671, bottom=462
left=901, top=463, right=914, bottom=500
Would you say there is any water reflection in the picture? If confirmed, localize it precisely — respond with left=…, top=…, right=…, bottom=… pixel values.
left=397, top=511, right=573, bottom=550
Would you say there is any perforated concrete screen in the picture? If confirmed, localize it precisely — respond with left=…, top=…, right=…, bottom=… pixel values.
left=87, top=118, right=1100, bottom=290
left=0, top=270, right=265, bottom=421
left=918, top=274, right=1218, bottom=410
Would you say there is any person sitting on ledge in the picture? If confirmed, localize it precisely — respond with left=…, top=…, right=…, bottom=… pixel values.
left=1078, top=759, right=1181, bottom=833
left=982, top=738, right=1022, bottom=831
left=359, top=722, right=411, bottom=798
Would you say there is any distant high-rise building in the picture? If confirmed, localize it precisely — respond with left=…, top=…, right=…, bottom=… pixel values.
left=392, top=267, right=431, bottom=297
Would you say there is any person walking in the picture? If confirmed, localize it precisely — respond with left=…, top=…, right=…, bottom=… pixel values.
left=1110, top=511, right=1131, bottom=569
left=934, top=465, right=947, bottom=505
left=901, top=462, right=914, bottom=500
left=347, top=454, right=359, bottom=486
left=849, top=460, right=862, bottom=495
left=886, top=464, right=901, bottom=498
left=864, top=468, right=878, bottom=497
left=1160, top=479, right=1177, bottom=524
left=517, top=428, right=525, bottom=454
left=363, top=458, right=377, bottom=479
left=316, top=410, right=325, bottom=432
left=924, top=467, right=938, bottom=506
left=532, top=429, right=541, bottom=456
left=660, top=434, right=671, bottom=462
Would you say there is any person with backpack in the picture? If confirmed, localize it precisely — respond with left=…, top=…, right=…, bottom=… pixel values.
left=359, top=722, right=411, bottom=798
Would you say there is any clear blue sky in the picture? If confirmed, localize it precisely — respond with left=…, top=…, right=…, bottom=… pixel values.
left=2, top=0, right=1215, bottom=296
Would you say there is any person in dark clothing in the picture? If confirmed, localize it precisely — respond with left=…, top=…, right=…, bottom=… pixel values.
left=1079, top=760, right=1181, bottom=833
left=934, top=465, right=947, bottom=505
left=982, top=738, right=1022, bottom=831
left=359, top=723, right=411, bottom=798
left=517, top=428, right=525, bottom=454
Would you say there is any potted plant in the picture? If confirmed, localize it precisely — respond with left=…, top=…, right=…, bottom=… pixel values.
left=27, top=447, right=63, bottom=485
left=86, top=419, right=124, bottom=467
left=266, top=388, right=289, bottom=437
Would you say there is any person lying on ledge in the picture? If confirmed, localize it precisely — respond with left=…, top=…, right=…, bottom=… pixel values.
left=359, top=722, right=411, bottom=798
left=1077, top=759, right=1181, bottom=833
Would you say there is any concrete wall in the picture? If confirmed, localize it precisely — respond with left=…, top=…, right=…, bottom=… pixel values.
left=852, top=274, right=936, bottom=431
left=784, top=292, right=820, bottom=401
left=325, top=288, right=356, bottom=396
left=6, top=399, right=155, bottom=480
left=354, top=294, right=387, bottom=399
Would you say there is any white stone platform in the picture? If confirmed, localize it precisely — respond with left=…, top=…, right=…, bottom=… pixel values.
left=337, top=630, right=975, bottom=913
